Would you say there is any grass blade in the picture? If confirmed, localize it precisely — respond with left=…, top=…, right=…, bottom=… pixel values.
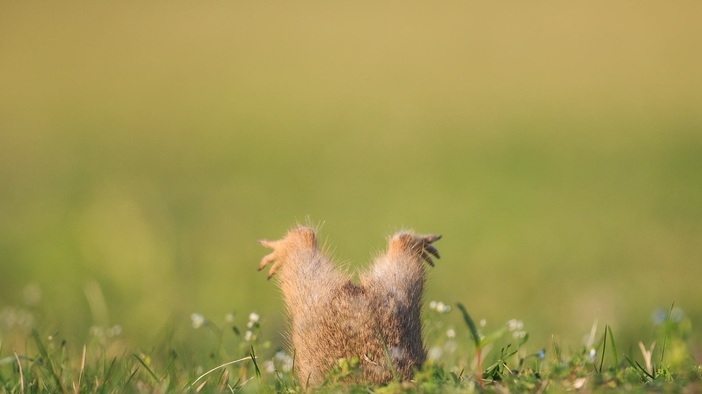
left=374, top=321, right=399, bottom=382
left=250, top=346, right=261, bottom=379
left=13, top=350, right=25, bottom=394
left=598, top=324, right=608, bottom=373
left=125, top=366, right=139, bottom=387
left=98, top=357, right=117, bottom=394
left=660, top=302, right=675, bottom=365
left=552, top=335, right=562, bottom=363
left=456, top=303, right=481, bottom=348
left=187, top=356, right=253, bottom=389
left=607, top=325, right=619, bottom=370
left=75, top=344, right=86, bottom=394
left=32, top=330, right=68, bottom=393
left=624, top=355, right=654, bottom=381
left=133, top=354, right=160, bottom=382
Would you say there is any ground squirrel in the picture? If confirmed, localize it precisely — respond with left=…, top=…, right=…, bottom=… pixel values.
left=258, top=225, right=441, bottom=386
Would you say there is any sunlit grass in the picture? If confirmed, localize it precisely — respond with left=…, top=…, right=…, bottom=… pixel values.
left=1, top=303, right=699, bottom=392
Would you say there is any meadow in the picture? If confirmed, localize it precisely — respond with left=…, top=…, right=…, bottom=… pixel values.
left=1, top=2, right=701, bottom=391
left=0, top=303, right=699, bottom=392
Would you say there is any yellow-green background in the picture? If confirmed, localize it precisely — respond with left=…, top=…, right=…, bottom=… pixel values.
left=1, top=2, right=701, bottom=352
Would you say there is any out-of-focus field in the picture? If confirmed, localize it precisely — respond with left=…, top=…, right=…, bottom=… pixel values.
left=1, top=2, right=701, bottom=354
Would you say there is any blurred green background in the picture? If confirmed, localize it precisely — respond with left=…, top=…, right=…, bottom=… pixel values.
left=1, top=2, right=701, bottom=353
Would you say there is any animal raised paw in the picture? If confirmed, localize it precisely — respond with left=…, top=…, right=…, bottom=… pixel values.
left=388, top=233, right=442, bottom=266
left=258, top=226, right=318, bottom=279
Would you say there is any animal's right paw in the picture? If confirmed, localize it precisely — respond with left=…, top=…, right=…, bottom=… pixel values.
left=258, top=226, right=318, bottom=279
left=389, top=232, right=442, bottom=267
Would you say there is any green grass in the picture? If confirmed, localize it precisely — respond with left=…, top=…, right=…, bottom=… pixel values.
left=1, top=304, right=699, bottom=393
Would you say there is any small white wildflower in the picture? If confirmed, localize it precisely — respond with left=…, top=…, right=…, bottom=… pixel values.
left=436, top=302, right=451, bottom=313
left=0, top=307, right=35, bottom=330
left=275, top=351, right=294, bottom=372
left=89, top=325, right=105, bottom=338
left=106, top=325, right=122, bottom=337
left=507, top=319, right=524, bottom=332
left=480, top=319, right=487, bottom=327
left=247, top=312, right=259, bottom=328
left=588, top=348, right=597, bottom=361
left=263, top=360, right=276, bottom=374
left=91, top=325, right=122, bottom=339
left=427, top=346, right=443, bottom=361
left=245, top=330, right=253, bottom=341
left=429, top=301, right=437, bottom=310
left=274, top=351, right=288, bottom=361
left=225, top=313, right=235, bottom=323
left=191, top=313, right=205, bottom=329
left=512, top=330, right=527, bottom=339
left=446, top=328, right=456, bottom=339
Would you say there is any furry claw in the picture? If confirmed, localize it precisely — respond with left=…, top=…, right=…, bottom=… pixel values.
left=258, top=252, right=275, bottom=270
left=266, top=263, right=280, bottom=280
left=258, top=253, right=281, bottom=279
left=390, top=232, right=442, bottom=266
left=424, top=244, right=440, bottom=259
left=419, top=234, right=441, bottom=267
left=258, top=239, right=282, bottom=278
left=421, top=252, right=436, bottom=267
left=425, top=234, right=442, bottom=243
left=259, top=239, right=278, bottom=249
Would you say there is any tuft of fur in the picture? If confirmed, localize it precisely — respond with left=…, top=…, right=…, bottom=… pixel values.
left=258, top=226, right=441, bottom=386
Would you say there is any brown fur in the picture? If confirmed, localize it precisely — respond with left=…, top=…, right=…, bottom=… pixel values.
left=258, top=225, right=441, bottom=386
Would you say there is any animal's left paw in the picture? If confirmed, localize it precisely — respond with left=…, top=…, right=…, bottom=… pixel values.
left=258, top=226, right=318, bottom=279
left=389, top=232, right=442, bottom=267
